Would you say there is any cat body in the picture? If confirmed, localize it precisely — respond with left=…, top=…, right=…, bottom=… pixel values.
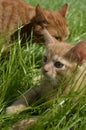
left=6, top=28, right=86, bottom=130
left=0, top=0, right=69, bottom=51
left=0, top=0, right=34, bottom=34
left=6, top=29, right=86, bottom=114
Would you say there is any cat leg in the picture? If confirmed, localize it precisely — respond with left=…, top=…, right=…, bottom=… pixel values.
left=6, top=81, right=55, bottom=114
left=12, top=118, right=37, bottom=130
left=6, top=86, right=41, bottom=114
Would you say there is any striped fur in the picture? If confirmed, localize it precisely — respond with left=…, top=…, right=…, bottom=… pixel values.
left=0, top=0, right=69, bottom=51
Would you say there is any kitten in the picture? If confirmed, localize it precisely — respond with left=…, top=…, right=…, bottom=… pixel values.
left=41, top=29, right=86, bottom=93
left=6, top=29, right=86, bottom=114
left=6, top=29, right=86, bottom=130
left=0, top=0, right=69, bottom=51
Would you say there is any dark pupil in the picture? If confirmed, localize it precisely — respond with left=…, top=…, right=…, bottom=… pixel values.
left=54, top=36, right=61, bottom=41
left=43, top=56, right=47, bottom=63
left=54, top=61, right=64, bottom=68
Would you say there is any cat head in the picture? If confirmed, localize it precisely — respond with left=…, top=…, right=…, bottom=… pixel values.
left=41, top=29, right=86, bottom=83
left=31, top=4, right=69, bottom=43
left=42, top=41, right=73, bottom=81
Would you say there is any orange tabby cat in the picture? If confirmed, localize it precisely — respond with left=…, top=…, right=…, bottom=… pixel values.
left=0, top=0, right=69, bottom=51
left=6, top=28, right=86, bottom=114
left=6, top=28, right=86, bottom=129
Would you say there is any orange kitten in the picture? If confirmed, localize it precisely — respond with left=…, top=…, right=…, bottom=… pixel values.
left=41, top=29, right=86, bottom=93
left=6, top=28, right=86, bottom=129
left=6, top=29, right=86, bottom=114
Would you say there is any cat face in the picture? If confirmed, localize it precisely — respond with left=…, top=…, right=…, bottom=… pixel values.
left=42, top=43, right=74, bottom=82
left=32, top=4, right=69, bottom=42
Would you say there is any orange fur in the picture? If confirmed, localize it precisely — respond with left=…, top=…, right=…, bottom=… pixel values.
left=0, top=0, right=69, bottom=51
left=6, top=29, right=86, bottom=113
left=41, top=29, right=86, bottom=93
left=65, top=41, right=86, bottom=64
left=6, top=29, right=86, bottom=129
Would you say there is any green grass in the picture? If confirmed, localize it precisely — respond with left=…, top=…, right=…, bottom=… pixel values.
left=0, top=0, right=86, bottom=130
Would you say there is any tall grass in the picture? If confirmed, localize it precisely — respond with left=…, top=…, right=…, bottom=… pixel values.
left=0, top=0, right=86, bottom=130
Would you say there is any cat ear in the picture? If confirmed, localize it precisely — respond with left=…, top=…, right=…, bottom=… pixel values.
left=35, top=4, right=48, bottom=25
left=41, top=28, right=55, bottom=44
left=58, top=3, right=68, bottom=17
left=65, top=41, right=86, bottom=64
left=35, top=4, right=43, bottom=16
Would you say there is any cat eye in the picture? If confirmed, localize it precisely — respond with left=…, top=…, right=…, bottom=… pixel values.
left=54, top=36, right=61, bottom=41
left=43, top=56, right=48, bottom=63
left=54, top=61, right=64, bottom=68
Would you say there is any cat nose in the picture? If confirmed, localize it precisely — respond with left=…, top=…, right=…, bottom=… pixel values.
left=42, top=68, right=48, bottom=74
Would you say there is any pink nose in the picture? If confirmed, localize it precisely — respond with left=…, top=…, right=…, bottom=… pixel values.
left=42, top=68, right=48, bottom=74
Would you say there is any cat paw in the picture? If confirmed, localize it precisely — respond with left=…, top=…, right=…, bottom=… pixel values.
left=6, top=104, right=26, bottom=114
left=12, top=118, right=37, bottom=130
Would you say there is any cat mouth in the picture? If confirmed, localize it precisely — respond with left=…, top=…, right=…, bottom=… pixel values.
left=42, top=69, right=56, bottom=80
